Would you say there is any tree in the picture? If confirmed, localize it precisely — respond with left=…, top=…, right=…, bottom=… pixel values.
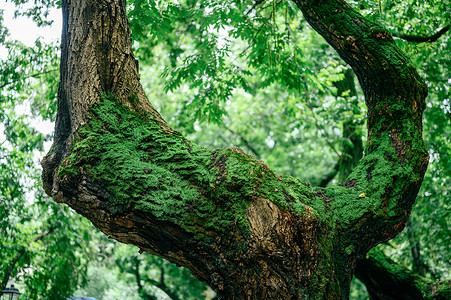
left=39, top=0, right=436, bottom=298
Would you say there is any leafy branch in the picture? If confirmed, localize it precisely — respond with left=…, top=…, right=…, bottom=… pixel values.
left=0, top=68, right=58, bottom=89
left=1, top=227, right=55, bottom=290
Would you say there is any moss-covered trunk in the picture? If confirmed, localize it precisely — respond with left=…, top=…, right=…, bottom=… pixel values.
left=42, top=0, right=429, bottom=298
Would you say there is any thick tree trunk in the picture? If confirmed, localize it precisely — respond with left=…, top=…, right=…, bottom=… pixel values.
left=41, top=0, right=429, bottom=298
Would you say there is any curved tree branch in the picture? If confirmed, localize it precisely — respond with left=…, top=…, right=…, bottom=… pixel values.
left=355, top=248, right=451, bottom=299
left=393, top=25, right=450, bottom=43
left=292, top=0, right=428, bottom=250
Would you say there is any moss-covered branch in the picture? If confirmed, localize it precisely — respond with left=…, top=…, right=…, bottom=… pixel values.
left=292, top=0, right=429, bottom=253
left=355, top=248, right=451, bottom=299
left=57, top=93, right=316, bottom=238
left=54, top=93, right=347, bottom=297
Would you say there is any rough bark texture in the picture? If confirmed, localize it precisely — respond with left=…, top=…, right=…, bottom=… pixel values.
left=41, top=0, right=429, bottom=298
left=355, top=248, right=451, bottom=299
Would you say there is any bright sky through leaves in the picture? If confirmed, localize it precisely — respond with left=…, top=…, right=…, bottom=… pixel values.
left=0, top=2, right=62, bottom=58
left=0, top=2, right=61, bottom=147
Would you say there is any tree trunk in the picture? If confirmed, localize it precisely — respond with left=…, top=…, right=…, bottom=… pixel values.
left=406, top=219, right=426, bottom=277
left=41, top=0, right=429, bottom=298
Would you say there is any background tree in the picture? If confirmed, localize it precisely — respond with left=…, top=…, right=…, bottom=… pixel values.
left=0, top=36, right=92, bottom=297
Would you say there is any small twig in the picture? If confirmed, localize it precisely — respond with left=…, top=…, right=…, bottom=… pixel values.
left=305, top=99, right=343, bottom=160
left=257, top=0, right=283, bottom=15
left=245, top=0, right=266, bottom=15
left=223, top=124, right=260, bottom=158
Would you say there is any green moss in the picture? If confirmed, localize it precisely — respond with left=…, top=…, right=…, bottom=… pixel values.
left=58, top=90, right=420, bottom=243
left=57, top=93, right=317, bottom=239
left=365, top=248, right=450, bottom=299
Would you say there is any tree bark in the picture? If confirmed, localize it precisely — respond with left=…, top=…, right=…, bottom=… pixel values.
left=355, top=248, right=451, bottom=299
left=41, top=0, right=429, bottom=298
